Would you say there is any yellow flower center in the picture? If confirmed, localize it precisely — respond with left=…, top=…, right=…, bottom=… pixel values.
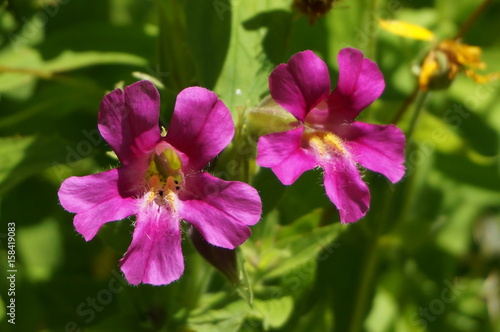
left=145, top=146, right=183, bottom=207
left=302, top=130, right=347, bottom=159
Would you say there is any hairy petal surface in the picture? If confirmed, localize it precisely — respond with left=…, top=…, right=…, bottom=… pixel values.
left=58, top=169, right=137, bottom=241
left=180, top=173, right=261, bottom=249
left=269, top=51, right=331, bottom=121
left=98, top=80, right=161, bottom=164
left=322, top=157, right=370, bottom=223
left=120, top=202, right=184, bottom=286
left=328, top=48, right=385, bottom=122
left=343, top=122, right=406, bottom=183
left=257, top=126, right=317, bottom=185
left=166, top=87, right=234, bottom=171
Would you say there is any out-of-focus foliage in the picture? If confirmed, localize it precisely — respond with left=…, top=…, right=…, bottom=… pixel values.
left=1, top=0, right=499, bottom=331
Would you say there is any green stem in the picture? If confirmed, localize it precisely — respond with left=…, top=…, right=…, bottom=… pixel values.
left=405, top=90, right=428, bottom=141
left=455, top=0, right=492, bottom=40
left=367, top=0, right=378, bottom=60
left=347, top=175, right=396, bottom=332
left=347, top=238, right=380, bottom=332
left=391, top=86, right=419, bottom=124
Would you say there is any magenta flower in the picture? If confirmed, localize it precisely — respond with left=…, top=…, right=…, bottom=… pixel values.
left=256, top=48, right=405, bottom=223
left=58, top=81, right=262, bottom=285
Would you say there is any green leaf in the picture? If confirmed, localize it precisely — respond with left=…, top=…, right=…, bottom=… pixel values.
left=277, top=169, right=333, bottom=225
left=43, top=50, right=147, bottom=73
left=0, top=46, right=42, bottom=99
left=187, top=296, right=293, bottom=331
left=213, top=1, right=287, bottom=116
left=251, top=167, right=286, bottom=216
left=251, top=296, right=294, bottom=330
left=187, top=300, right=249, bottom=332
left=98, top=219, right=135, bottom=254
left=364, top=287, right=399, bottom=332
left=435, top=152, right=500, bottom=191
left=0, top=79, right=103, bottom=130
left=0, top=135, right=81, bottom=195
left=156, top=0, right=196, bottom=94
left=185, top=0, right=231, bottom=89
left=17, top=218, right=63, bottom=281
left=259, top=209, right=344, bottom=280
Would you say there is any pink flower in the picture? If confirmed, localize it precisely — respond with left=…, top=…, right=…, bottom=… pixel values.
left=256, top=48, right=405, bottom=223
left=58, top=81, right=262, bottom=285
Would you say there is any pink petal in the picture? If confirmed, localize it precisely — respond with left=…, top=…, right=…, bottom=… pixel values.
left=98, top=80, right=161, bottom=165
left=257, top=126, right=317, bottom=185
left=322, top=157, right=370, bottom=223
left=58, top=169, right=137, bottom=241
left=166, top=87, right=234, bottom=171
left=179, top=173, right=261, bottom=249
left=328, top=48, right=385, bottom=122
left=120, top=201, right=184, bottom=286
left=269, top=50, right=331, bottom=122
left=343, top=122, right=406, bottom=183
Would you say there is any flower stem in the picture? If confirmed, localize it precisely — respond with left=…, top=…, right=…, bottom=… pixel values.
left=347, top=237, right=381, bottom=332
left=390, top=86, right=419, bottom=124
left=367, top=0, right=379, bottom=60
left=347, top=174, right=395, bottom=332
left=455, top=0, right=492, bottom=40
left=405, top=90, right=428, bottom=141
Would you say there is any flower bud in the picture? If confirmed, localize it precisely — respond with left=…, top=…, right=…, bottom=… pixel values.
left=416, top=48, right=455, bottom=90
left=292, top=0, right=335, bottom=24
left=246, top=96, right=297, bottom=139
left=189, top=226, right=239, bottom=285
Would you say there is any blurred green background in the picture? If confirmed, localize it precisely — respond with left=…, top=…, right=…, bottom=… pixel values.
left=1, top=0, right=500, bottom=331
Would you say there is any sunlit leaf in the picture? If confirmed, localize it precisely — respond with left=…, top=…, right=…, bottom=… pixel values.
left=252, top=296, right=293, bottom=329
left=0, top=135, right=80, bottom=195
left=43, top=50, right=147, bottom=72
left=17, top=218, right=63, bottom=281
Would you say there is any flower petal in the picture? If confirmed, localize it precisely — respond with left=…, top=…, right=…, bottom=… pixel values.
left=322, top=157, right=370, bottom=223
left=180, top=173, right=261, bottom=249
left=269, top=50, right=331, bottom=121
left=58, top=169, right=136, bottom=241
left=378, top=20, right=435, bottom=41
left=328, top=48, right=385, bottom=122
left=120, top=202, right=184, bottom=286
left=98, top=80, right=161, bottom=165
left=343, top=122, right=406, bottom=183
left=257, top=126, right=317, bottom=185
left=166, top=87, right=234, bottom=171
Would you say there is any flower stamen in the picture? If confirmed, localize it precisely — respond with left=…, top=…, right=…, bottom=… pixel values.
left=145, top=147, right=184, bottom=207
left=303, top=130, right=347, bottom=158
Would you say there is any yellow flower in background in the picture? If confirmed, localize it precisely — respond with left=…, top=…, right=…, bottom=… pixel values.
left=378, top=20, right=436, bottom=41
left=379, top=20, right=500, bottom=90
